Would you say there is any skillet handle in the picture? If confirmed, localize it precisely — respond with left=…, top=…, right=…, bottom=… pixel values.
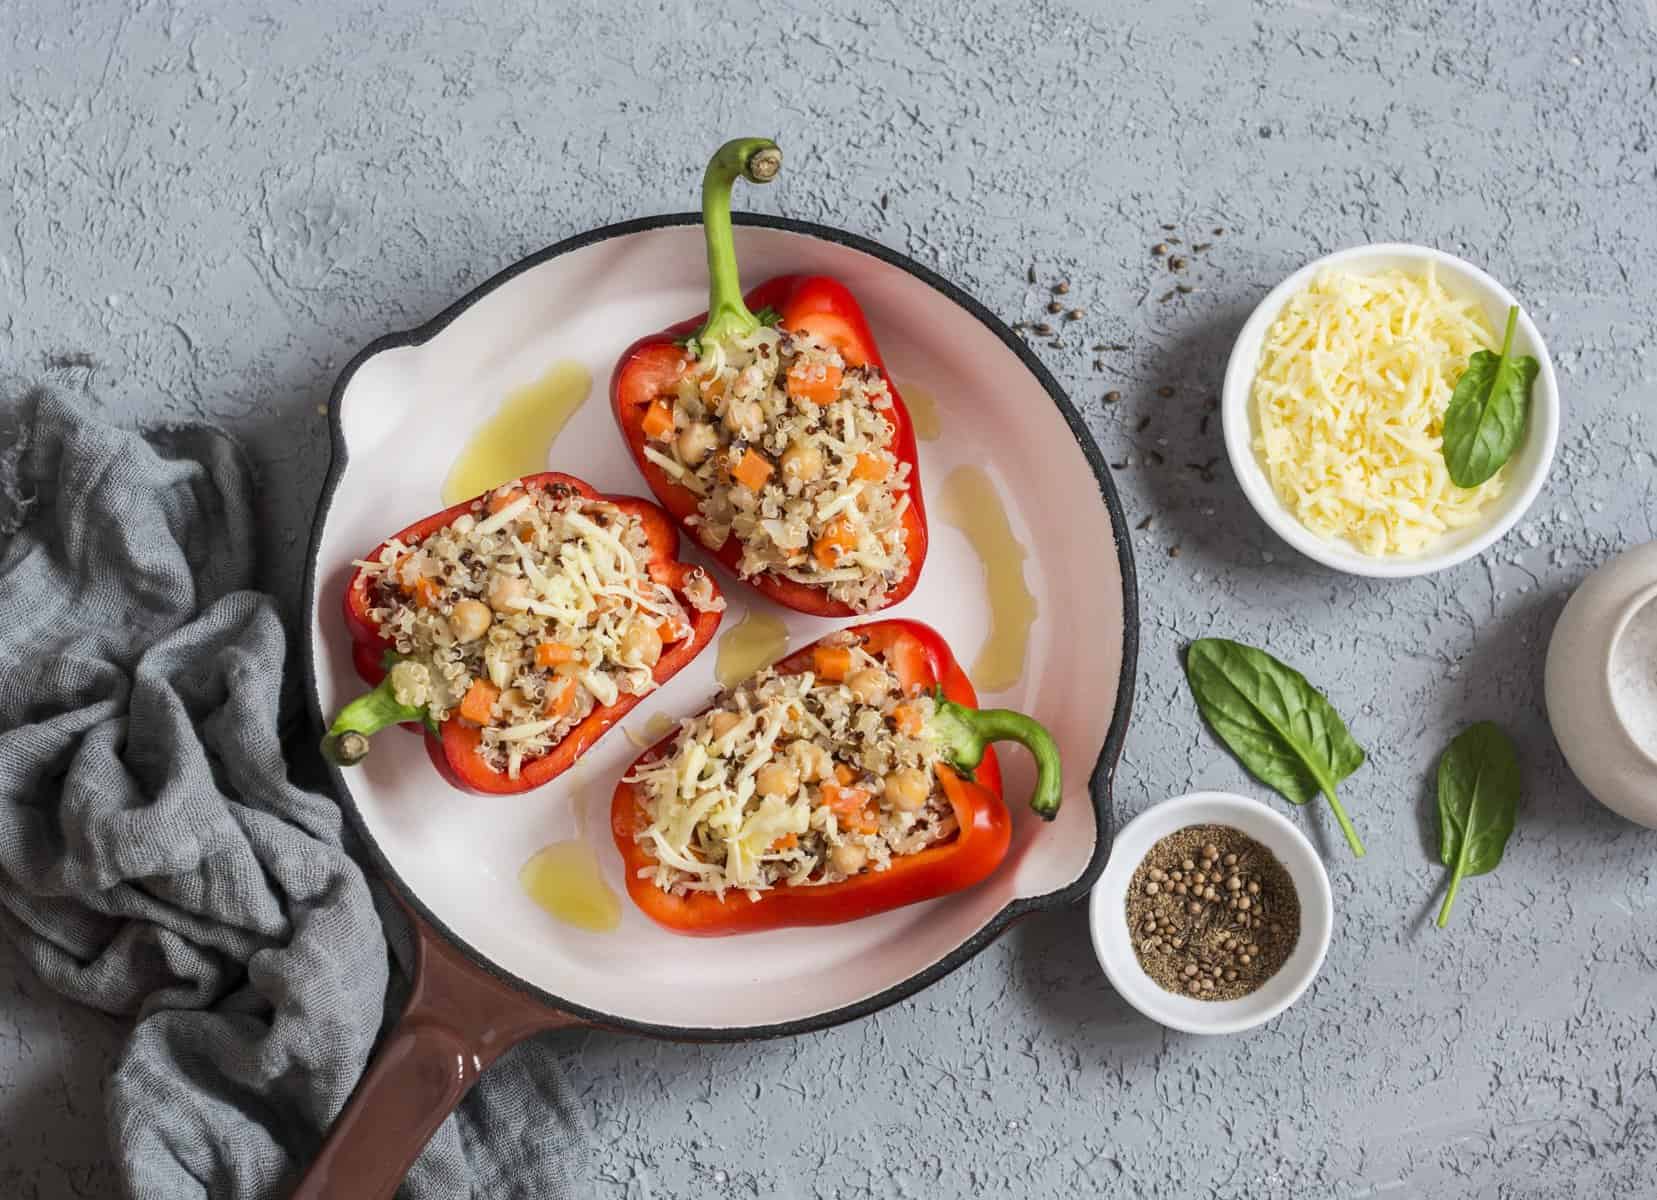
left=290, top=902, right=582, bottom=1200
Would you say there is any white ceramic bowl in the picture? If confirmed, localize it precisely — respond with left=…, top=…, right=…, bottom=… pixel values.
left=1089, top=792, right=1332, bottom=1035
left=1221, top=243, right=1560, bottom=578
left=1545, top=539, right=1657, bottom=827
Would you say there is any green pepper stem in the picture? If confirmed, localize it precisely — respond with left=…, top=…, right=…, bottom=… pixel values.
left=930, top=694, right=1063, bottom=820
left=321, top=673, right=428, bottom=768
left=693, top=137, right=782, bottom=349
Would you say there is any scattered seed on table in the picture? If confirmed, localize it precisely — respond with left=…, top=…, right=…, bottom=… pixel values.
left=880, top=193, right=888, bottom=210
left=1135, top=515, right=1153, bottom=530
left=1053, top=280, right=1070, bottom=295
left=1047, top=300, right=1063, bottom=313
left=1213, top=226, right=1225, bottom=235
left=1158, top=290, right=1176, bottom=303
left=1193, top=242, right=1212, bottom=252
left=1027, top=265, right=1036, bottom=284
left=1166, top=236, right=1182, bottom=245
left=1152, top=243, right=1168, bottom=256
left=1032, top=322, right=1053, bottom=336
left=1161, top=223, right=1176, bottom=230
left=1157, top=385, right=1175, bottom=398
left=1108, top=342, right=1129, bottom=351
left=1104, top=390, right=1122, bottom=404
left=1136, top=416, right=1152, bottom=432
left=1169, top=256, right=1188, bottom=271
left=1068, top=308, right=1085, bottom=320
left=1110, top=460, right=1128, bottom=469
left=1168, top=545, right=1181, bottom=557
left=1176, top=284, right=1195, bottom=294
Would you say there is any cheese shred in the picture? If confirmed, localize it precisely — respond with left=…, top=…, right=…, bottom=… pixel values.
left=1252, top=265, right=1506, bottom=557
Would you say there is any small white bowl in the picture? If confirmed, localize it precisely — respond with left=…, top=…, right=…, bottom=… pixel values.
left=1089, top=792, right=1332, bottom=1035
left=1221, top=243, right=1560, bottom=578
left=1545, top=539, right=1657, bottom=827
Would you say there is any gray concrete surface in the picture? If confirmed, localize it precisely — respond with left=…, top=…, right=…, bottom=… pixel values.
left=4, top=0, right=1656, bottom=1196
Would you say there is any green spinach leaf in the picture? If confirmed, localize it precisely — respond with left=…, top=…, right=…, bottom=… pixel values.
left=1441, top=305, right=1539, bottom=488
left=1435, top=721, right=1520, bottom=928
left=1184, top=638, right=1367, bottom=857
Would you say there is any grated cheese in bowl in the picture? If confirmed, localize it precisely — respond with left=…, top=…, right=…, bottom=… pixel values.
left=1251, top=265, right=1507, bottom=558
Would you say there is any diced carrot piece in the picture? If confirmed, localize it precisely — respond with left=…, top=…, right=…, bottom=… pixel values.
left=833, top=763, right=855, bottom=786
left=542, top=677, right=574, bottom=719
left=852, top=453, right=890, bottom=482
left=487, top=488, right=525, bottom=514
left=811, top=518, right=859, bottom=568
left=459, top=679, right=500, bottom=725
left=892, top=704, right=923, bottom=736
left=534, top=641, right=576, bottom=668
left=730, top=448, right=773, bottom=492
left=820, top=784, right=877, bottom=833
left=786, top=359, right=844, bottom=405
left=412, top=577, right=441, bottom=608
left=657, top=619, right=681, bottom=645
left=812, top=645, right=852, bottom=681
left=769, top=832, right=799, bottom=852
left=701, top=374, right=727, bottom=401
left=642, top=398, right=676, bottom=441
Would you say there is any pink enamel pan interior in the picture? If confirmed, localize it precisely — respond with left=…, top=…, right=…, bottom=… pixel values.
left=297, top=215, right=1138, bottom=1198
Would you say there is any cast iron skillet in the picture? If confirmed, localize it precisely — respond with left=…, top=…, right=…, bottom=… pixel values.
left=295, top=214, right=1139, bottom=1198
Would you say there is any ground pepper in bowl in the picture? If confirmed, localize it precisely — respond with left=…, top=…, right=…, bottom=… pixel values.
left=1125, top=823, right=1299, bottom=1001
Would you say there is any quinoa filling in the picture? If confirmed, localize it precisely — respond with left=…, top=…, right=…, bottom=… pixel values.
left=355, top=479, right=724, bottom=779
left=625, top=629, right=958, bottom=899
left=638, top=324, right=913, bottom=612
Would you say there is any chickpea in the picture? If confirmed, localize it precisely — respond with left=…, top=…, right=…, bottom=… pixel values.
left=779, top=439, right=824, bottom=483
left=487, top=573, right=530, bottom=613
left=846, top=667, right=890, bottom=704
left=449, top=598, right=492, bottom=643
left=883, top=767, right=931, bottom=812
left=709, top=710, right=743, bottom=739
left=619, top=618, right=663, bottom=668
left=721, top=397, right=763, bottom=438
left=791, top=740, right=833, bottom=782
left=755, top=761, right=801, bottom=799
left=678, top=421, right=718, bottom=466
left=829, top=842, right=868, bottom=876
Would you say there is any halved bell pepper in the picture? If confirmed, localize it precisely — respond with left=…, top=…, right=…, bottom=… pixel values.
left=610, top=619, right=1059, bottom=935
left=322, top=471, right=723, bottom=795
left=611, top=137, right=928, bottom=617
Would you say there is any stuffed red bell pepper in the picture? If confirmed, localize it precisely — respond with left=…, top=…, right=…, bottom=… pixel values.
left=322, top=472, right=724, bottom=794
left=611, top=619, right=1059, bottom=935
left=612, top=137, right=928, bottom=617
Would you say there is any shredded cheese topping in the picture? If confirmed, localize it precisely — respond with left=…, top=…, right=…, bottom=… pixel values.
left=358, top=480, right=722, bottom=778
left=625, top=631, right=955, bottom=899
left=1252, top=266, right=1506, bottom=557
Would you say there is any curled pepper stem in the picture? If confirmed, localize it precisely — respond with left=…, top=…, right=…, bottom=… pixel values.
left=929, top=693, right=1063, bottom=821
left=693, top=137, right=782, bottom=349
left=321, top=674, right=429, bottom=768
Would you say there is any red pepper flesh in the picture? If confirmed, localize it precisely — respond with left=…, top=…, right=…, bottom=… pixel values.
left=610, top=619, right=1010, bottom=936
left=339, top=471, right=723, bottom=795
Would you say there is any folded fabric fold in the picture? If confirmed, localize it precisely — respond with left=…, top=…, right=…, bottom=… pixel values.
left=0, top=387, right=588, bottom=1199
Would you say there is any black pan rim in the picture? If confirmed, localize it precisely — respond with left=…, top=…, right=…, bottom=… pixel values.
left=301, top=211, right=1140, bottom=1042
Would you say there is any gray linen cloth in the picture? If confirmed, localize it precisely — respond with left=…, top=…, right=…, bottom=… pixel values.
left=0, top=388, right=589, bottom=1199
